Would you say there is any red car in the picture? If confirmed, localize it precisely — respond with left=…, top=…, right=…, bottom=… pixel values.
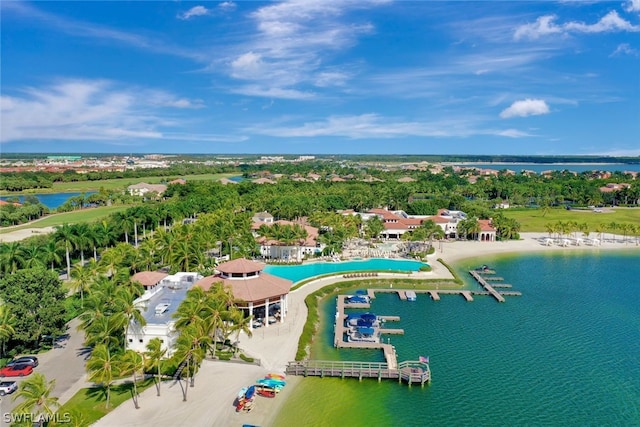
left=0, top=364, right=33, bottom=377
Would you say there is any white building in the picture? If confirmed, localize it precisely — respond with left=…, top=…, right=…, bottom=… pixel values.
left=126, top=272, right=203, bottom=356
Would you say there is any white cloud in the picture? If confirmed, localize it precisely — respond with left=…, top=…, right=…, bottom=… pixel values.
left=500, top=99, right=550, bottom=118
left=0, top=80, right=204, bottom=143
left=610, top=43, right=638, bottom=56
left=210, top=1, right=385, bottom=99
left=625, top=0, right=640, bottom=12
left=496, top=129, right=533, bottom=138
left=219, top=2, right=237, bottom=12
left=514, top=15, right=564, bottom=40
left=514, top=11, right=639, bottom=40
left=230, top=85, right=315, bottom=100
left=230, top=52, right=265, bottom=79
left=248, top=113, right=524, bottom=139
left=177, top=6, right=210, bottom=20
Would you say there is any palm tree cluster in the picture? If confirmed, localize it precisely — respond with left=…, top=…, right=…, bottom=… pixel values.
left=307, top=211, right=362, bottom=254
left=256, top=222, right=309, bottom=261
left=76, top=270, right=146, bottom=408
left=545, top=220, right=640, bottom=244
left=171, top=285, right=252, bottom=400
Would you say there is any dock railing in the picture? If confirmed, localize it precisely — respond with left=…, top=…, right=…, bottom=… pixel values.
left=285, top=359, right=430, bottom=386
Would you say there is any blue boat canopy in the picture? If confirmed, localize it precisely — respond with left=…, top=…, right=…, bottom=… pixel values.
left=357, top=327, right=376, bottom=336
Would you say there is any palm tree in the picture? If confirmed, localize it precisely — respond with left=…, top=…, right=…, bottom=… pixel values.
left=145, top=337, right=167, bottom=396
left=0, top=302, right=16, bottom=358
left=20, top=245, right=46, bottom=269
left=87, top=344, right=118, bottom=409
left=120, top=350, right=144, bottom=409
left=12, top=373, right=60, bottom=425
left=174, top=322, right=211, bottom=394
left=41, top=240, right=63, bottom=272
left=70, top=264, right=92, bottom=308
left=0, top=242, right=25, bottom=274
left=54, top=224, right=76, bottom=280
left=173, top=287, right=209, bottom=331
left=92, top=220, right=117, bottom=256
left=72, top=223, right=93, bottom=265
left=230, top=308, right=252, bottom=353
left=608, top=221, right=619, bottom=242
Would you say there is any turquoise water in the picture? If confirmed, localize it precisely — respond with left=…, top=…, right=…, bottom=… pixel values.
left=263, top=258, right=427, bottom=283
left=274, top=250, right=640, bottom=426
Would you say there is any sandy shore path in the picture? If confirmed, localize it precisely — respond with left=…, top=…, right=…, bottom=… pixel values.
left=92, top=233, right=640, bottom=426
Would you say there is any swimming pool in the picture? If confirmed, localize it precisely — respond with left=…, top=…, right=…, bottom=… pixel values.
left=263, top=258, right=428, bottom=283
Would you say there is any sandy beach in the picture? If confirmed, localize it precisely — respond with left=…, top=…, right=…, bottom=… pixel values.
left=85, top=233, right=640, bottom=426
left=0, top=227, right=56, bottom=242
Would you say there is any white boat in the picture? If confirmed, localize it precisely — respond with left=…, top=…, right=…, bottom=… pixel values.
left=346, top=326, right=379, bottom=343
left=406, top=291, right=417, bottom=302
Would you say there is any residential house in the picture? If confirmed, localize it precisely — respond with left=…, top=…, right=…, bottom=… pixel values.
left=127, top=182, right=168, bottom=197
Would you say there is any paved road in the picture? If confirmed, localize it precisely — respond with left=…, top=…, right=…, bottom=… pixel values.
left=0, top=317, right=89, bottom=426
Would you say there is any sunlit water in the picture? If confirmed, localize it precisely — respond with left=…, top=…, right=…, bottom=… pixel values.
left=273, top=250, right=640, bottom=426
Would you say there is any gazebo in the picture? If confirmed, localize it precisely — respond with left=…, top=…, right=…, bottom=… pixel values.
left=196, top=258, right=292, bottom=330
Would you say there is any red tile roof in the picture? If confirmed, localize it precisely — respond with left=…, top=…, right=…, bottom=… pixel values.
left=478, top=219, right=496, bottom=232
left=217, top=258, right=265, bottom=274
left=196, top=272, right=292, bottom=303
left=131, top=271, right=169, bottom=288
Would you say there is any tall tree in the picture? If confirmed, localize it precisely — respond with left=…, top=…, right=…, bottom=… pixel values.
left=145, top=337, right=167, bottom=397
left=0, top=268, right=66, bottom=351
left=54, top=224, right=76, bottom=280
left=120, top=350, right=144, bottom=409
left=0, top=302, right=16, bottom=358
left=12, top=373, right=60, bottom=425
left=87, top=344, right=118, bottom=409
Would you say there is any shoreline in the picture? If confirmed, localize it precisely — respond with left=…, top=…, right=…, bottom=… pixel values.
left=76, top=233, right=640, bottom=426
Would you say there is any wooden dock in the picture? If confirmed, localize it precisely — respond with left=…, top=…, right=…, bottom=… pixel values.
left=285, top=360, right=430, bottom=386
left=469, top=270, right=506, bottom=302
left=334, top=296, right=401, bottom=368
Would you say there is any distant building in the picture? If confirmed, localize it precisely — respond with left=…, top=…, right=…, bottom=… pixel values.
left=127, top=182, right=168, bottom=197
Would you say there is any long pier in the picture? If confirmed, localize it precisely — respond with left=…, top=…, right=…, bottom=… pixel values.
left=285, top=360, right=430, bottom=386
left=469, top=270, right=516, bottom=302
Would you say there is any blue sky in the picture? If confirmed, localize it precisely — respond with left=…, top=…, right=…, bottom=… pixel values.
left=1, top=1, right=639, bottom=155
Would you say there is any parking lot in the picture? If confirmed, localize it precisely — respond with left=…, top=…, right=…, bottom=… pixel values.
left=0, top=318, right=88, bottom=426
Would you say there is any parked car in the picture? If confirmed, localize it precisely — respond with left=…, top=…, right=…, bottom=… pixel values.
left=6, top=356, right=39, bottom=368
left=0, top=381, right=18, bottom=396
left=0, top=364, right=33, bottom=377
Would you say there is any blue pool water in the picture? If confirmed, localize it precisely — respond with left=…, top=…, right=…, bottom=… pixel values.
left=263, top=258, right=427, bottom=283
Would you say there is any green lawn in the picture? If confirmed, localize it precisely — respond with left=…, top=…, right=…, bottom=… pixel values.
left=56, top=379, right=154, bottom=426
left=0, top=173, right=239, bottom=195
left=502, top=207, right=640, bottom=233
left=49, top=173, right=238, bottom=193
left=0, top=205, right=130, bottom=233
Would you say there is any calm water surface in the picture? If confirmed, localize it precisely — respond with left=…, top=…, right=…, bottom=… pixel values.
left=0, top=192, right=95, bottom=209
left=273, top=250, right=640, bottom=426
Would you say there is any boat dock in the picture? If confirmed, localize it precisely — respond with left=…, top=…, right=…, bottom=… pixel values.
left=469, top=270, right=521, bottom=302
left=285, top=359, right=430, bottom=386
left=334, top=296, right=401, bottom=368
